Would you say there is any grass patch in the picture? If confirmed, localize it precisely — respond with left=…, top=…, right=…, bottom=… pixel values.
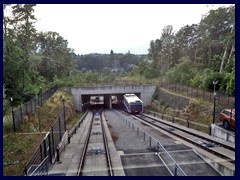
left=3, top=90, right=80, bottom=176
left=66, top=112, right=84, bottom=131
left=3, top=133, right=45, bottom=175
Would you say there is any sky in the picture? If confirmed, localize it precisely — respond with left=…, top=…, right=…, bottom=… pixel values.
left=33, top=4, right=233, bottom=55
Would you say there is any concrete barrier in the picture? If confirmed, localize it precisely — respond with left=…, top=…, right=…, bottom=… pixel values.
left=211, top=124, right=235, bottom=143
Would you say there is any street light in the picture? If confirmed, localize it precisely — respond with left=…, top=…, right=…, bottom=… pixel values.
left=10, top=97, right=16, bottom=132
left=212, top=80, right=218, bottom=125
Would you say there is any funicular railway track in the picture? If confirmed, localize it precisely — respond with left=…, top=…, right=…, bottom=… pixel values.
left=132, top=113, right=235, bottom=165
left=77, top=109, right=113, bottom=176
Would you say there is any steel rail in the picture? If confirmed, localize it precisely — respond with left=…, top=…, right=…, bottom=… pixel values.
left=76, top=111, right=94, bottom=176
left=141, top=113, right=235, bottom=151
left=134, top=114, right=235, bottom=165
left=101, top=110, right=114, bottom=176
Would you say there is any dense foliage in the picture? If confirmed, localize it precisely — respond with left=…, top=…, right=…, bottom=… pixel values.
left=4, top=5, right=235, bottom=114
left=145, top=5, right=235, bottom=95
left=3, top=5, right=75, bottom=108
left=75, top=51, right=146, bottom=72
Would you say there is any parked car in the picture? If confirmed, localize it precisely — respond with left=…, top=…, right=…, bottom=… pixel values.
left=219, top=109, right=235, bottom=130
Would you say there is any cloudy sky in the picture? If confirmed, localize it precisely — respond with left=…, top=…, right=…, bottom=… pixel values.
left=33, top=4, right=232, bottom=55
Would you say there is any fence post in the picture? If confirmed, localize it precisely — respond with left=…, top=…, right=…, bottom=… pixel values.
left=48, top=134, right=52, bottom=164
left=162, top=114, right=164, bottom=120
left=35, top=97, right=37, bottom=113
left=209, top=126, right=211, bottom=135
left=40, top=144, right=43, bottom=161
left=187, top=121, right=190, bottom=128
left=51, top=127, right=55, bottom=151
left=40, top=94, right=43, bottom=106
left=10, top=98, right=16, bottom=132
left=149, top=136, right=151, bottom=147
left=175, top=166, right=178, bottom=176
left=25, top=103, right=28, bottom=115
left=24, top=167, right=28, bottom=176
left=218, top=93, right=220, bottom=104
left=56, top=147, right=60, bottom=161
left=68, top=134, right=71, bottom=143
left=43, top=138, right=47, bottom=158
left=30, top=100, right=32, bottom=114
left=62, top=96, right=66, bottom=132
left=172, top=117, right=174, bottom=123
left=59, top=117, right=62, bottom=141
left=20, top=105, right=23, bottom=123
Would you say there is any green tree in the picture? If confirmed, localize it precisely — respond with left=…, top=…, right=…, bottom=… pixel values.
left=4, top=4, right=40, bottom=103
left=36, top=31, right=75, bottom=81
left=199, top=5, right=235, bottom=70
left=11, top=4, right=37, bottom=90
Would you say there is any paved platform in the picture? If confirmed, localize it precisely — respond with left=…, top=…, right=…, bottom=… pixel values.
left=48, top=112, right=93, bottom=176
left=142, top=113, right=235, bottom=175
left=121, top=153, right=172, bottom=176
left=48, top=111, right=125, bottom=176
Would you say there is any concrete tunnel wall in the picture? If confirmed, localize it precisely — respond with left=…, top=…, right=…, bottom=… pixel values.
left=69, top=85, right=156, bottom=112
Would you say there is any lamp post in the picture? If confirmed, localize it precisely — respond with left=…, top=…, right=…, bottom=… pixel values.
left=212, top=81, right=218, bottom=125
left=10, top=97, right=16, bottom=132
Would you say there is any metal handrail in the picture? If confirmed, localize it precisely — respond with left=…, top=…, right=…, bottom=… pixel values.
left=29, top=156, right=49, bottom=176
left=113, top=110, right=187, bottom=176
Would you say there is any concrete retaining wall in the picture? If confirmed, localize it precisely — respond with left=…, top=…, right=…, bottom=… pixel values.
left=156, top=88, right=190, bottom=110
left=211, top=124, right=235, bottom=143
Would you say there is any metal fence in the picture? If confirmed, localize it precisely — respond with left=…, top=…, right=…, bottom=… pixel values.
left=12, top=86, right=58, bottom=132
left=159, top=79, right=235, bottom=107
left=144, top=108, right=210, bottom=134
left=113, top=110, right=186, bottom=176
left=21, top=110, right=65, bottom=176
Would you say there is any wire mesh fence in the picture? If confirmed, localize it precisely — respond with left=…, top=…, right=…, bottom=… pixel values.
left=145, top=106, right=210, bottom=134
left=12, top=86, right=58, bottom=132
left=159, top=79, right=235, bottom=107
left=21, top=110, right=65, bottom=176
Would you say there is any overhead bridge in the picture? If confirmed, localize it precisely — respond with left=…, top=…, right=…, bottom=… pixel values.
left=69, top=85, right=156, bottom=111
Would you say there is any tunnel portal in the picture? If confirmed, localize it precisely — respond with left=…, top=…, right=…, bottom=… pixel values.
left=70, top=85, right=156, bottom=112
